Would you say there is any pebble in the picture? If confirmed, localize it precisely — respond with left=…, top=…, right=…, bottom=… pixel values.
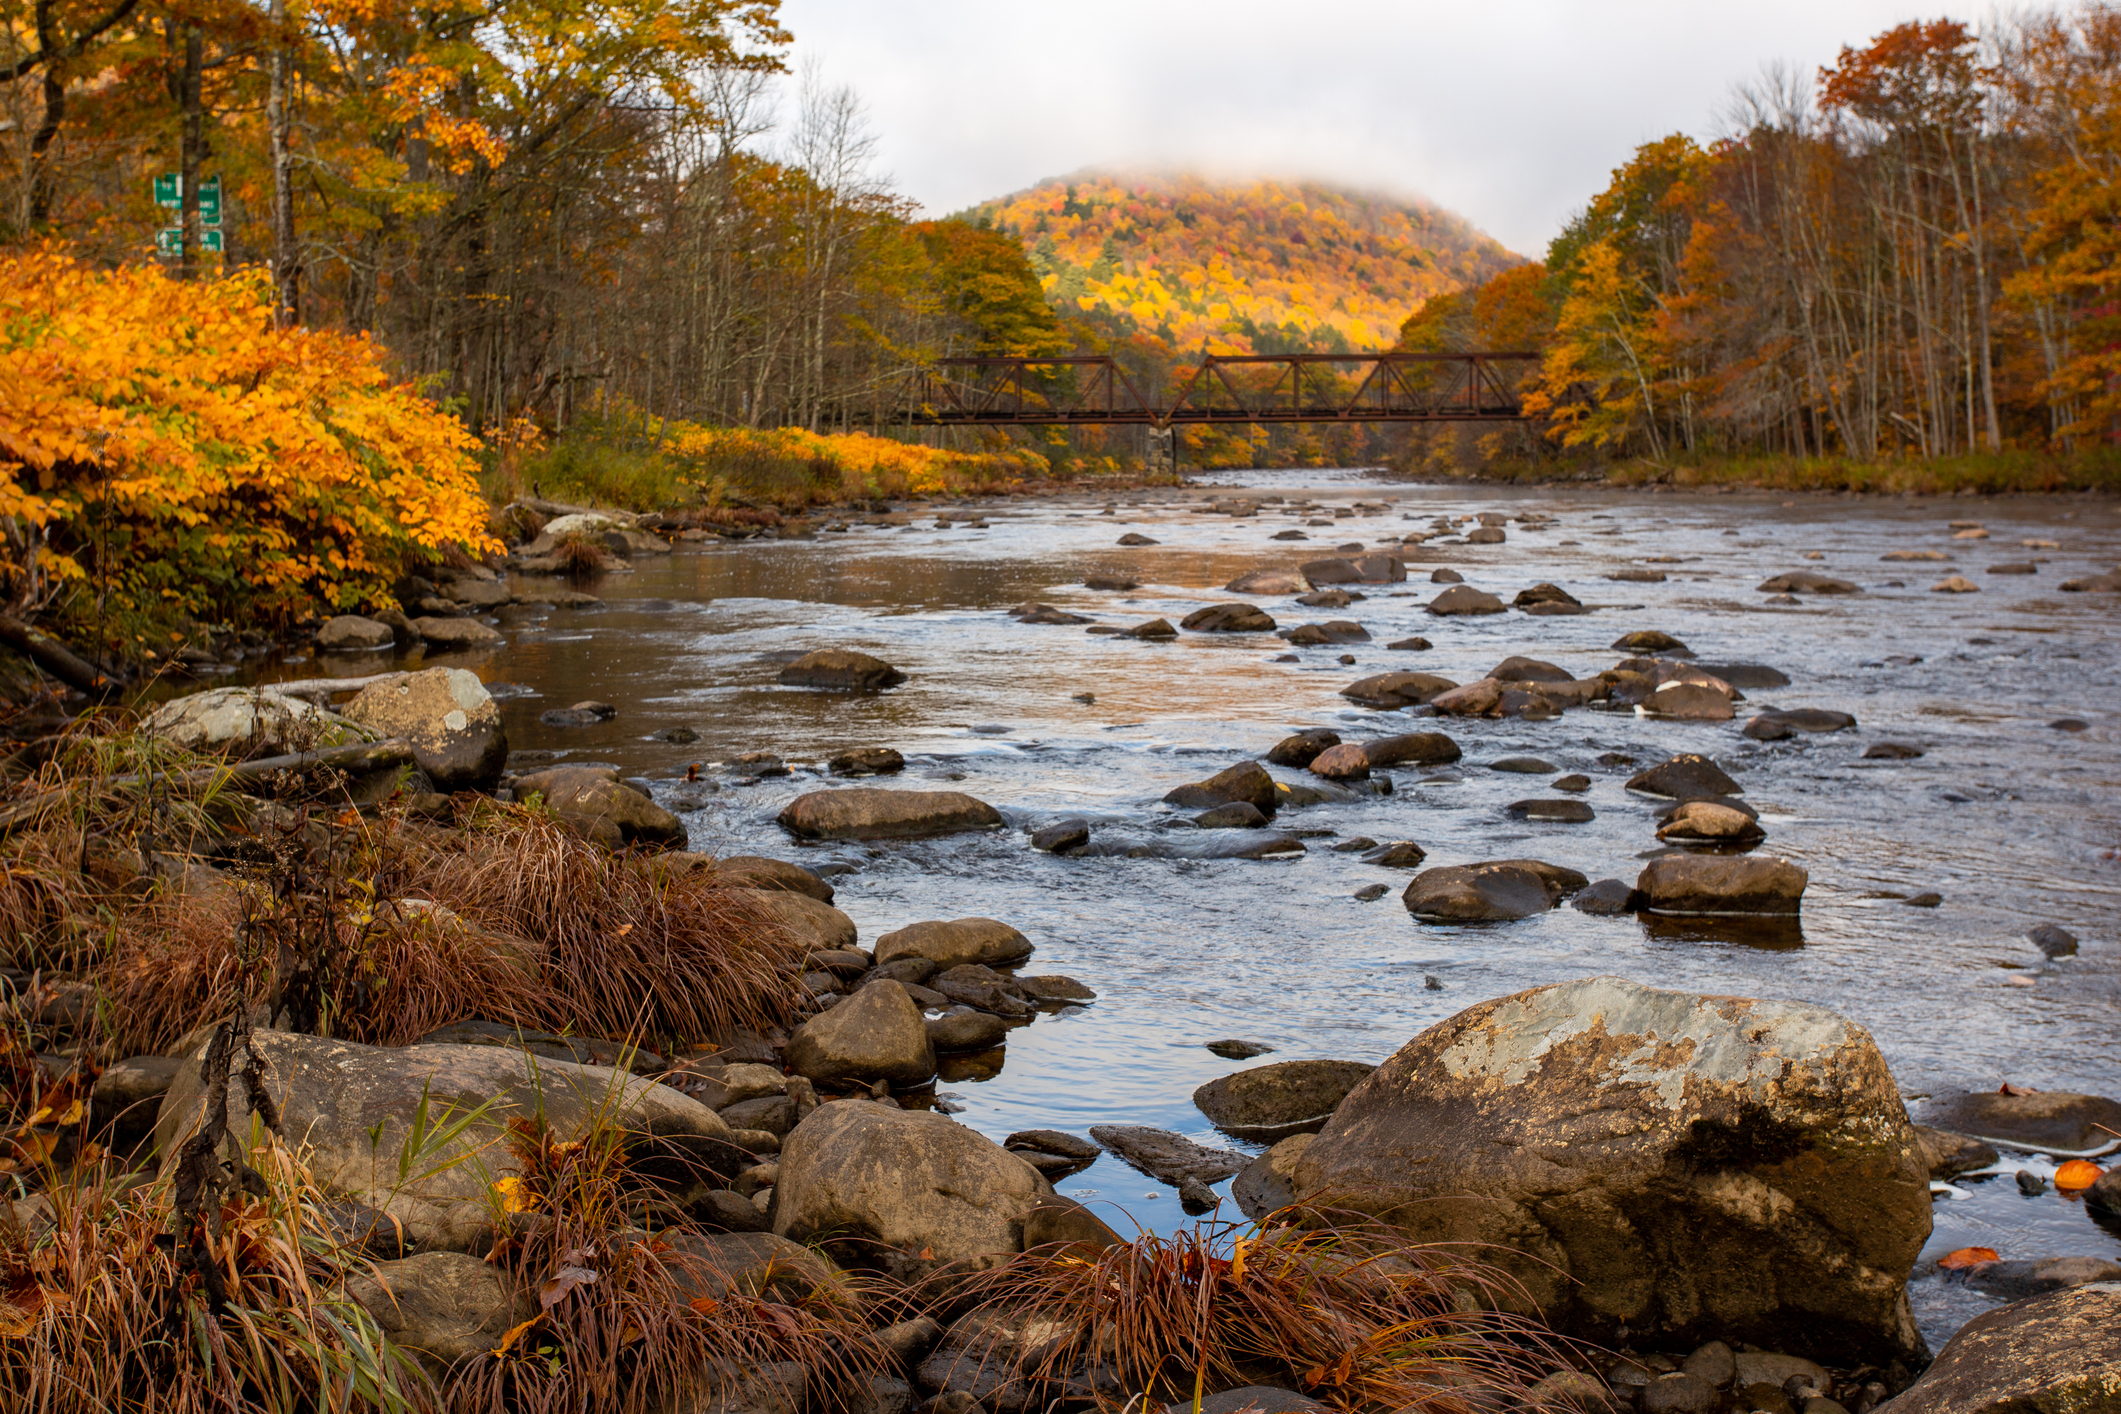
left=1353, top=884, right=1389, bottom=902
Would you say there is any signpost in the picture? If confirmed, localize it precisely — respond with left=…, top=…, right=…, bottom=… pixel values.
left=154, top=173, right=222, bottom=257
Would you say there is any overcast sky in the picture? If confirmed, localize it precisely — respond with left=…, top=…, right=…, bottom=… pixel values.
left=773, top=0, right=1954, bottom=257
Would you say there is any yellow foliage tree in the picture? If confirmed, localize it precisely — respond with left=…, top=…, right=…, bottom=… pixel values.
left=0, top=246, right=495, bottom=628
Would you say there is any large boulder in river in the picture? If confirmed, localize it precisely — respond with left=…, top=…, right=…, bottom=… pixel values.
left=515, top=766, right=685, bottom=849
left=783, top=981, right=934, bottom=1087
left=1877, top=1284, right=2120, bottom=1414
left=874, top=918, right=1032, bottom=970
left=773, top=1101, right=1050, bottom=1266
left=1916, top=1089, right=2121, bottom=1157
left=1289, top=976, right=1932, bottom=1365
left=411, top=616, right=502, bottom=650
left=1426, top=585, right=1507, bottom=615
left=344, top=667, right=507, bottom=791
left=778, top=649, right=906, bottom=690
left=778, top=787, right=1003, bottom=841
left=155, top=1031, right=733, bottom=1252
left=1162, top=760, right=1278, bottom=813
left=1193, top=1060, right=1377, bottom=1140
left=1340, top=671, right=1457, bottom=708
left=1637, top=854, right=1806, bottom=916
left=1402, top=859, right=1587, bottom=923
left=144, top=688, right=376, bottom=759
left=1180, top=603, right=1276, bottom=633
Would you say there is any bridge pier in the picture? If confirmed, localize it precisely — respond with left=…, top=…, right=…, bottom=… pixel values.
left=1146, top=425, right=1177, bottom=479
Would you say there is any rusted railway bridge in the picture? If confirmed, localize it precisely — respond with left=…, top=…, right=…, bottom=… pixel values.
left=905, top=352, right=1539, bottom=428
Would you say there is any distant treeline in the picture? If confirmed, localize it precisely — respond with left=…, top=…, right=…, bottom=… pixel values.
left=1401, top=8, right=2121, bottom=479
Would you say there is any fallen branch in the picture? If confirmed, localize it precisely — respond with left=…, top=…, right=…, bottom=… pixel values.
left=0, top=614, right=122, bottom=695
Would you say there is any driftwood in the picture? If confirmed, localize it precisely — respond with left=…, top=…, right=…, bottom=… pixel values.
left=0, top=614, right=122, bottom=695
left=0, top=738, right=413, bottom=840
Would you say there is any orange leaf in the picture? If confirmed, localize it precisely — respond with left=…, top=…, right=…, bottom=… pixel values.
left=2054, top=1160, right=2103, bottom=1193
left=491, top=1315, right=541, bottom=1357
left=1938, top=1247, right=1999, bottom=1270
left=687, top=1296, right=721, bottom=1316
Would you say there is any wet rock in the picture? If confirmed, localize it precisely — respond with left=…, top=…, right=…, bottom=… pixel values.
left=412, top=616, right=503, bottom=649
left=830, top=747, right=906, bottom=777
left=1402, top=859, right=1587, bottom=923
left=1610, top=568, right=1668, bottom=583
left=1682, top=1341, right=1736, bottom=1389
left=1206, top=1039, right=1274, bottom=1060
left=1554, top=774, right=1591, bottom=791
left=1933, top=575, right=1980, bottom=593
left=1122, top=618, right=1179, bottom=639
left=875, top=919, right=1033, bottom=974
left=1507, top=798, right=1596, bottom=823
left=1014, top=975, right=1094, bottom=1003
left=1006, top=1130, right=1101, bottom=1162
left=1962, top=1256, right=2121, bottom=1301
left=1031, top=819, right=1090, bottom=854
left=1353, top=883, right=1389, bottom=901
left=778, top=788, right=1003, bottom=841
left=1089, top=1125, right=1246, bottom=1186
left=1466, top=525, right=1506, bottom=544
left=785, top=981, right=936, bottom=1087
left=1744, top=709, right=1853, bottom=740
left=1284, top=620, right=1369, bottom=645
left=2027, top=923, right=2078, bottom=959
left=1339, top=670, right=1457, bottom=708
left=1163, top=760, right=1279, bottom=813
left=1291, top=975, right=1932, bottom=1363
left=1695, top=663, right=1791, bottom=689
left=1864, top=742, right=1926, bottom=760
left=1193, top=1060, right=1376, bottom=1140
left=711, top=855, right=834, bottom=903
left=1387, top=636, right=1433, bottom=650
left=1085, top=573, right=1141, bottom=591
left=1265, top=729, right=1339, bottom=767
left=1627, top=754, right=1742, bottom=799
left=1427, top=585, right=1507, bottom=615
left=926, top=1011, right=1007, bottom=1054
left=2059, top=569, right=2121, bottom=592
left=1882, top=1283, right=2120, bottom=1414
left=1180, top=603, right=1276, bottom=633
left=1490, top=655, right=1572, bottom=683
left=1021, top=1193, right=1122, bottom=1251
left=1428, top=679, right=1505, bottom=717
left=1638, top=853, right=1806, bottom=915
left=1732, top=1353, right=1827, bottom=1390
left=1657, top=800, right=1766, bottom=846
left=1918, top=1090, right=2121, bottom=1155
left=1361, top=841, right=1428, bottom=868
left=1294, top=589, right=1354, bottom=608
left=346, top=1251, right=529, bottom=1374
left=516, top=765, right=686, bottom=849
left=1613, top=631, right=1691, bottom=655
left=1365, top=731, right=1461, bottom=767
left=1196, top=802, right=1270, bottom=828
left=1491, top=755, right=1558, bottom=774
left=318, top=614, right=396, bottom=652
left=774, top=1102, right=1049, bottom=1266
left=1302, top=554, right=1404, bottom=586
left=1758, top=571, right=1860, bottom=594
left=1572, top=879, right=1639, bottom=915
left=1011, top=603, right=1092, bottom=625
left=1511, top=583, right=1580, bottom=611
left=158, top=1031, right=731, bottom=1252
left=1224, top=569, right=1304, bottom=594
left=2089, top=1167, right=2121, bottom=1217
left=1644, top=682, right=1736, bottom=720
left=778, top=649, right=907, bottom=690
left=1307, top=744, right=1370, bottom=781
left=1429, top=567, right=1463, bottom=583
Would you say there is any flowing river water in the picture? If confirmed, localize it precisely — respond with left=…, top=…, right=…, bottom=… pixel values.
left=273, top=469, right=2121, bottom=1349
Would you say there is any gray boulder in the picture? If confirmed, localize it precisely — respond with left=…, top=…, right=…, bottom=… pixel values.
left=155, top=1031, right=732, bottom=1251
left=143, top=688, right=374, bottom=758
left=1637, top=854, right=1807, bottom=916
left=783, top=981, right=935, bottom=1087
left=515, top=765, right=684, bottom=849
left=317, top=615, right=396, bottom=652
left=344, top=667, right=507, bottom=791
left=1193, top=1060, right=1377, bottom=1140
left=1878, top=1284, right=2120, bottom=1414
left=1402, top=859, right=1588, bottom=923
left=874, top=918, right=1032, bottom=970
left=778, top=649, right=906, bottom=690
left=1291, top=975, right=1932, bottom=1364
left=773, top=1102, right=1050, bottom=1265
left=778, top=788, right=1003, bottom=841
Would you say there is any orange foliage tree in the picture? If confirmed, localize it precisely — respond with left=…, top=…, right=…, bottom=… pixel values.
left=0, top=245, right=495, bottom=628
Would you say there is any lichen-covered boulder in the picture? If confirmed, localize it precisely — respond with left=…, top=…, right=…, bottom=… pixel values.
left=1289, top=975, right=1931, bottom=1366
left=144, top=688, right=375, bottom=759
left=342, top=667, right=506, bottom=791
left=1878, top=1284, right=2121, bottom=1414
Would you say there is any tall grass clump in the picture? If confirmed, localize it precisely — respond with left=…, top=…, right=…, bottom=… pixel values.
left=947, top=1206, right=1567, bottom=1413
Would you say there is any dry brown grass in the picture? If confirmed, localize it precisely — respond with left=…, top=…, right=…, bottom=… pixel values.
left=948, top=1205, right=1569, bottom=1414
left=549, top=533, right=613, bottom=577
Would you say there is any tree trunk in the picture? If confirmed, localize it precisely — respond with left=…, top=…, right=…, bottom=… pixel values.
left=267, top=0, right=299, bottom=324
left=178, top=21, right=203, bottom=279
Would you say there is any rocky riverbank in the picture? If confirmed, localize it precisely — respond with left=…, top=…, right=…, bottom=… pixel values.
left=1, top=480, right=2116, bottom=1411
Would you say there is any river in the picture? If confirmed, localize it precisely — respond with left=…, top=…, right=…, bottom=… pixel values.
left=276, top=469, right=2121, bottom=1347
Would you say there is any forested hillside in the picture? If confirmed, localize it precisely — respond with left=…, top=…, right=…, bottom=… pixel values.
left=968, top=173, right=1516, bottom=359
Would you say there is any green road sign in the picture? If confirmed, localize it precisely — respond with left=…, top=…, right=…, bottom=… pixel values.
left=154, top=173, right=220, bottom=225
left=156, top=228, right=224, bottom=256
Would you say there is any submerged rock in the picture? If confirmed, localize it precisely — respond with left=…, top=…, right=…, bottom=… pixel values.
left=1192, top=1060, right=1376, bottom=1140
left=777, top=649, right=906, bottom=690
left=1089, top=1125, right=1246, bottom=1186
left=1289, top=975, right=1931, bottom=1364
left=1918, top=1090, right=2121, bottom=1156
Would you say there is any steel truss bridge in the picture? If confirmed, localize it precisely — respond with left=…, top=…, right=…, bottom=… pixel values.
left=905, top=352, right=1539, bottom=428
